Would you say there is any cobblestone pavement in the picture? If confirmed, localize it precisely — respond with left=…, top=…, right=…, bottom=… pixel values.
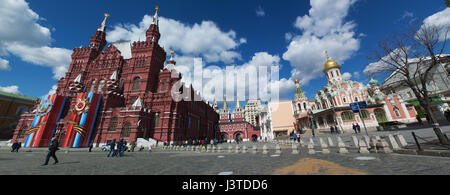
left=1, top=126, right=449, bottom=175
left=1, top=145, right=450, bottom=175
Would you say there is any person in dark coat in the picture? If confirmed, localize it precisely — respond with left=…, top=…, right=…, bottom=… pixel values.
left=356, top=123, right=361, bottom=133
left=330, top=126, right=335, bottom=134
left=11, top=141, right=18, bottom=152
left=42, top=137, right=59, bottom=166
left=117, top=139, right=124, bottom=157
left=416, top=115, right=423, bottom=126
left=107, top=139, right=116, bottom=157
left=88, top=144, right=93, bottom=152
left=334, top=125, right=340, bottom=134
left=352, top=123, right=358, bottom=134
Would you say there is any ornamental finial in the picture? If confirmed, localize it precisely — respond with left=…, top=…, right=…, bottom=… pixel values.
left=155, top=6, right=159, bottom=12
left=325, top=50, right=330, bottom=61
left=104, top=13, right=110, bottom=20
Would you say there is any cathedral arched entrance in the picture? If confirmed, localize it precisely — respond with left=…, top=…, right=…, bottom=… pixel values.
left=374, top=109, right=388, bottom=123
left=234, top=132, right=243, bottom=141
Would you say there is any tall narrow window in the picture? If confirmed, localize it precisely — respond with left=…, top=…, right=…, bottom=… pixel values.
left=154, top=113, right=160, bottom=128
left=97, top=80, right=105, bottom=93
left=133, top=77, right=141, bottom=91
left=108, top=117, right=118, bottom=132
left=90, top=80, right=96, bottom=92
left=121, top=123, right=131, bottom=138
left=394, top=107, right=401, bottom=117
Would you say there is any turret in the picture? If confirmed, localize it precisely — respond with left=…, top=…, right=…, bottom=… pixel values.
left=146, top=6, right=161, bottom=43
left=89, top=13, right=110, bottom=51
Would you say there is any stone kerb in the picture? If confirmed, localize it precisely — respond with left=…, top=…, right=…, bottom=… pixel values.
left=395, top=134, right=408, bottom=148
left=275, top=144, right=282, bottom=154
left=388, top=134, right=401, bottom=150
left=262, top=145, right=269, bottom=155
left=327, top=137, right=335, bottom=147
left=292, top=144, right=299, bottom=154
left=319, top=138, right=330, bottom=154
left=308, top=139, right=315, bottom=155
left=358, top=139, right=370, bottom=154
left=337, top=136, right=349, bottom=154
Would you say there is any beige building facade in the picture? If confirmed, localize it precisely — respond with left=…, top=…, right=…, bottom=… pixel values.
left=244, top=99, right=263, bottom=126
left=268, top=100, right=296, bottom=138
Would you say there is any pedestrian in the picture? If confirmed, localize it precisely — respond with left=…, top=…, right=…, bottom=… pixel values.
left=356, top=123, right=361, bottom=133
left=352, top=123, right=358, bottom=134
left=11, top=140, right=18, bottom=153
left=293, top=133, right=297, bottom=142
left=148, top=145, right=152, bottom=153
left=41, top=137, right=59, bottom=166
left=107, top=139, right=116, bottom=157
left=297, top=134, right=301, bottom=143
left=16, top=142, right=22, bottom=152
left=444, top=108, right=450, bottom=122
left=330, top=126, right=335, bottom=134
left=88, top=144, right=93, bottom=152
left=117, top=139, right=125, bottom=157
left=335, top=125, right=340, bottom=134
left=416, top=115, right=423, bottom=126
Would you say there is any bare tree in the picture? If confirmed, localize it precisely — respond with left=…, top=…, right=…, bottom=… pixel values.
left=446, top=0, right=450, bottom=7
left=368, top=23, right=450, bottom=145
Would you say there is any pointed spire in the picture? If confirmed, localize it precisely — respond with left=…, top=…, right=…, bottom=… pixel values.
left=98, top=13, right=110, bottom=32
left=74, top=74, right=82, bottom=83
left=325, top=50, right=330, bottom=61
left=236, top=97, right=242, bottom=110
left=110, top=71, right=118, bottom=81
left=223, top=94, right=229, bottom=111
left=167, top=49, right=177, bottom=69
left=152, top=6, right=159, bottom=26
left=132, top=97, right=144, bottom=110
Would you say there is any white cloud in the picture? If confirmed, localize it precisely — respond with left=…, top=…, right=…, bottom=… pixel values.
left=0, top=85, right=21, bottom=94
left=6, top=43, right=72, bottom=79
left=256, top=6, right=266, bottom=17
left=107, top=15, right=245, bottom=64
left=0, top=0, right=72, bottom=79
left=0, top=58, right=10, bottom=71
left=422, top=8, right=450, bottom=41
left=283, top=0, right=360, bottom=85
left=342, top=72, right=352, bottom=80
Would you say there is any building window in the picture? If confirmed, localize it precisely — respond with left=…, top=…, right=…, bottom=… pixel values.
left=162, top=82, right=167, bottom=91
left=108, top=117, right=118, bottom=132
left=361, top=110, right=371, bottom=120
left=343, top=97, right=347, bottom=103
left=121, top=123, right=131, bottom=138
left=98, top=80, right=105, bottom=93
left=341, top=112, right=355, bottom=122
left=133, top=77, right=141, bottom=91
left=90, top=80, right=96, bottom=92
left=154, top=113, right=160, bottom=128
left=394, top=107, right=401, bottom=117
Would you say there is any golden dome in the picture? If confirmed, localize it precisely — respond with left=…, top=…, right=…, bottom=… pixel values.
left=323, top=51, right=341, bottom=72
left=295, top=79, right=299, bottom=84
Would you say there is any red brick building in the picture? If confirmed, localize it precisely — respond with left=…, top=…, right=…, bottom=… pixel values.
left=12, top=8, right=219, bottom=148
left=218, top=95, right=260, bottom=142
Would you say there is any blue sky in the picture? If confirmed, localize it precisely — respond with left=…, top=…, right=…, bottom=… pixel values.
left=0, top=0, right=449, bottom=110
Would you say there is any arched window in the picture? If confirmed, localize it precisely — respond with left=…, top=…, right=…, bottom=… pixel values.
left=108, top=117, right=118, bottom=132
left=303, top=103, right=307, bottom=110
left=90, top=80, right=96, bottom=92
left=97, top=80, right=105, bottom=93
left=361, top=110, right=371, bottom=120
left=133, top=77, right=141, bottom=91
left=341, top=112, right=355, bottom=122
left=298, top=103, right=302, bottom=111
left=121, top=123, right=131, bottom=138
left=154, top=113, right=160, bottom=128
left=394, top=107, right=401, bottom=117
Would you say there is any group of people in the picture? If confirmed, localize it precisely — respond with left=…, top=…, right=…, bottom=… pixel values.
left=10, top=140, right=22, bottom=153
left=290, top=132, right=302, bottom=143
left=329, top=125, right=341, bottom=134
left=352, top=123, right=362, bottom=134
left=107, top=139, right=128, bottom=158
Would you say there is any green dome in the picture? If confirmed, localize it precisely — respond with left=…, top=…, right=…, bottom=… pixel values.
left=369, top=77, right=379, bottom=86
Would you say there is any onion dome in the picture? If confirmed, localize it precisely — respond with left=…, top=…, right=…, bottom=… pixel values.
left=323, top=51, right=342, bottom=72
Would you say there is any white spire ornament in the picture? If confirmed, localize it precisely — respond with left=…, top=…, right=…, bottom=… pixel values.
left=152, top=6, right=159, bottom=26
left=98, top=13, right=110, bottom=32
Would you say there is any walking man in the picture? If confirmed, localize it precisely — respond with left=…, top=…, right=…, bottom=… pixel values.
left=107, top=139, right=116, bottom=157
left=330, top=126, right=335, bottom=134
left=11, top=140, right=18, bottom=153
left=42, top=137, right=59, bottom=166
left=352, top=123, right=358, bottom=134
